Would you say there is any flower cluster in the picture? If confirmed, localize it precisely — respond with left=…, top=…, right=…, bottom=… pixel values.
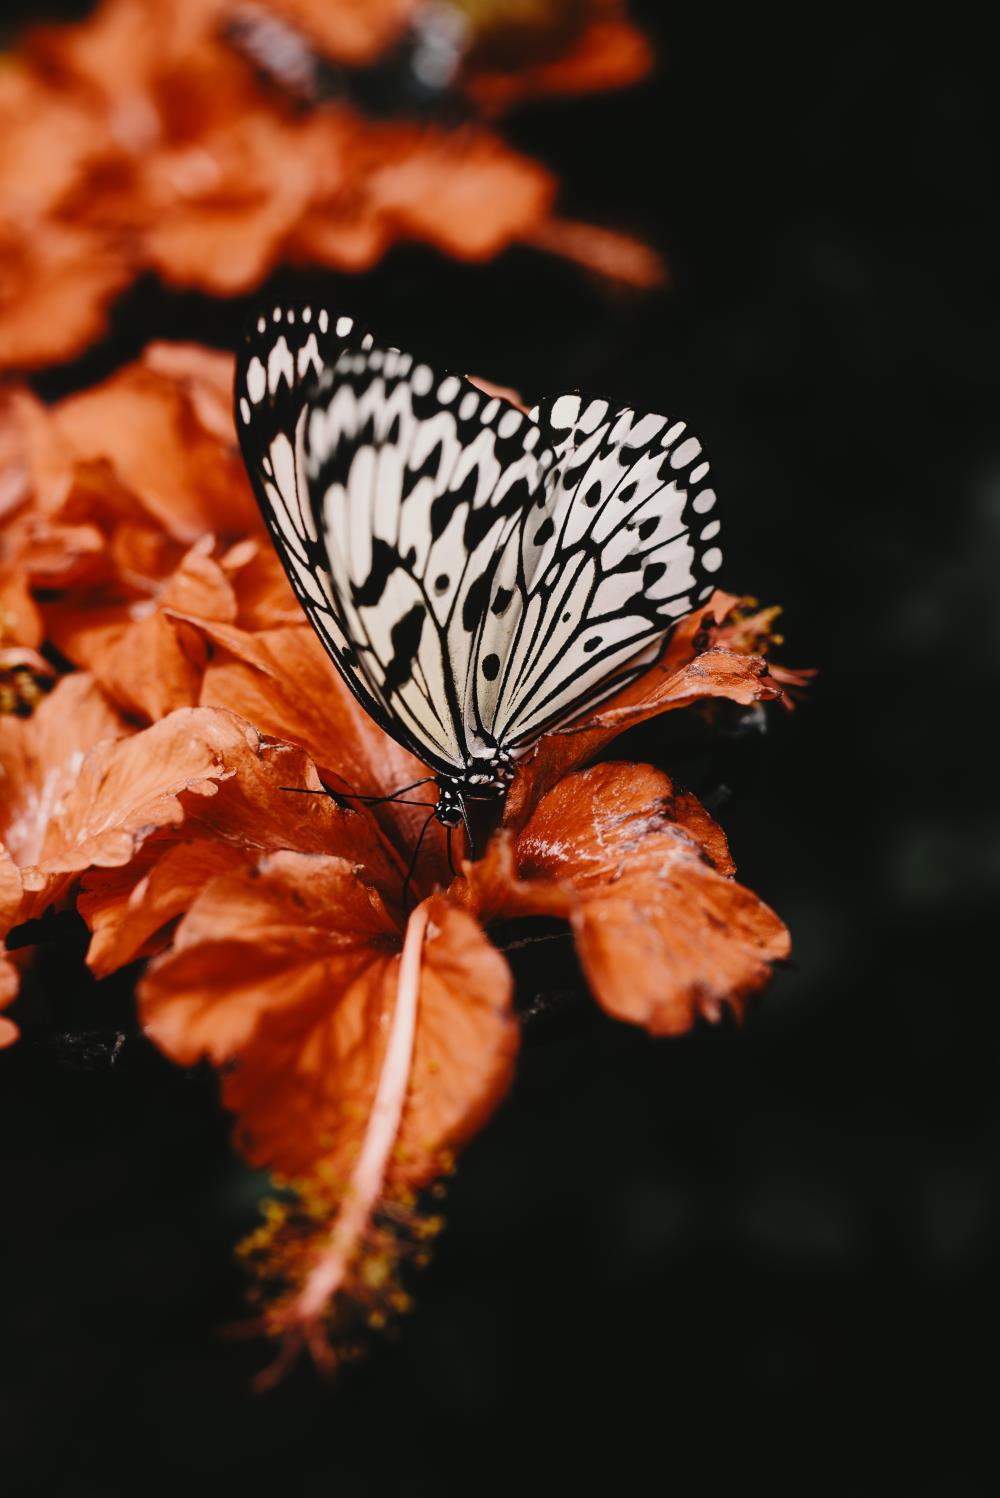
left=1, top=341, right=794, bottom=1368
left=0, top=0, right=658, bottom=372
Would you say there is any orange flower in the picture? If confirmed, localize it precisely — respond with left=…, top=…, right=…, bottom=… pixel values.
left=0, top=0, right=659, bottom=372
left=1, top=337, right=800, bottom=1371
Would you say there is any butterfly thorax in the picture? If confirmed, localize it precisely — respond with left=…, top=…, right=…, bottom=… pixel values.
left=435, top=750, right=515, bottom=826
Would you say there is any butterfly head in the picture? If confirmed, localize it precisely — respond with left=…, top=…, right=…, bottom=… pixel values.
left=433, top=781, right=467, bottom=829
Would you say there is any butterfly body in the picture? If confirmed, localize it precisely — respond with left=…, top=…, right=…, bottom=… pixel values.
left=236, top=303, right=723, bottom=832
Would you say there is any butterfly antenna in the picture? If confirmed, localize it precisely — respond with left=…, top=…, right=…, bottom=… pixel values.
left=351, top=777, right=436, bottom=807
left=401, top=805, right=437, bottom=912
left=280, top=777, right=436, bottom=811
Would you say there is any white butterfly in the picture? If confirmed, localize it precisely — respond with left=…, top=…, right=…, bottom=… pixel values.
left=235, top=303, right=723, bottom=830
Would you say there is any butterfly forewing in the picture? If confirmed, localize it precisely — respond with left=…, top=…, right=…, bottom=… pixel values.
left=235, top=303, right=416, bottom=749
left=303, top=348, right=556, bottom=777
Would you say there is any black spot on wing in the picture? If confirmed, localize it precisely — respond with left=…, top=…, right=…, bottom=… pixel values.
left=382, top=603, right=426, bottom=694
left=352, top=537, right=398, bottom=608
left=462, top=569, right=492, bottom=633
left=431, top=466, right=477, bottom=540
left=402, top=439, right=442, bottom=502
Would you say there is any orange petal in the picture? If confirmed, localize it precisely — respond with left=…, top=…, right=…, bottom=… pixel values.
left=80, top=838, right=249, bottom=978
left=44, top=609, right=207, bottom=723
left=524, top=217, right=666, bottom=289
left=0, top=567, right=43, bottom=649
left=192, top=619, right=449, bottom=878
left=573, top=865, right=789, bottom=1034
left=460, top=761, right=788, bottom=1036
left=366, top=127, right=555, bottom=261
left=505, top=645, right=780, bottom=829
left=0, top=846, right=23, bottom=936
left=398, top=893, right=516, bottom=1178
left=140, top=342, right=237, bottom=446
left=78, top=721, right=400, bottom=977
left=0, top=673, right=129, bottom=869
left=140, top=854, right=515, bottom=1181
left=52, top=362, right=259, bottom=542
left=467, top=15, right=653, bottom=112
left=219, top=540, right=302, bottom=630
left=0, top=221, right=133, bottom=373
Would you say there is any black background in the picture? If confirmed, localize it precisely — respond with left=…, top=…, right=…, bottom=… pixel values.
left=3, top=5, right=997, bottom=1493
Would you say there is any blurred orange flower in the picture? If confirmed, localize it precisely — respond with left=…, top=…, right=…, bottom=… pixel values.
left=0, top=0, right=658, bottom=372
left=0, top=338, right=797, bottom=1367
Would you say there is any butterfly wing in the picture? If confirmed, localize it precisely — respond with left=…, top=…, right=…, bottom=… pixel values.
left=474, top=392, right=723, bottom=749
left=234, top=303, right=402, bottom=738
left=240, top=324, right=723, bottom=779
left=302, top=345, right=555, bottom=778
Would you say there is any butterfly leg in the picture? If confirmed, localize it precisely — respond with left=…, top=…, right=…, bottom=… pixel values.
left=401, top=805, right=438, bottom=911
left=459, top=797, right=475, bottom=861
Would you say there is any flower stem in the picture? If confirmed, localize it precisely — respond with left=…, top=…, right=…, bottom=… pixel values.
left=291, top=899, right=430, bottom=1326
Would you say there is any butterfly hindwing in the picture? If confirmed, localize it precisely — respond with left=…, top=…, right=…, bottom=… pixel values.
left=478, top=392, right=723, bottom=746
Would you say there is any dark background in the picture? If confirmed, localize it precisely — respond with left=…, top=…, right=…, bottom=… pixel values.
left=3, top=5, right=997, bottom=1493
